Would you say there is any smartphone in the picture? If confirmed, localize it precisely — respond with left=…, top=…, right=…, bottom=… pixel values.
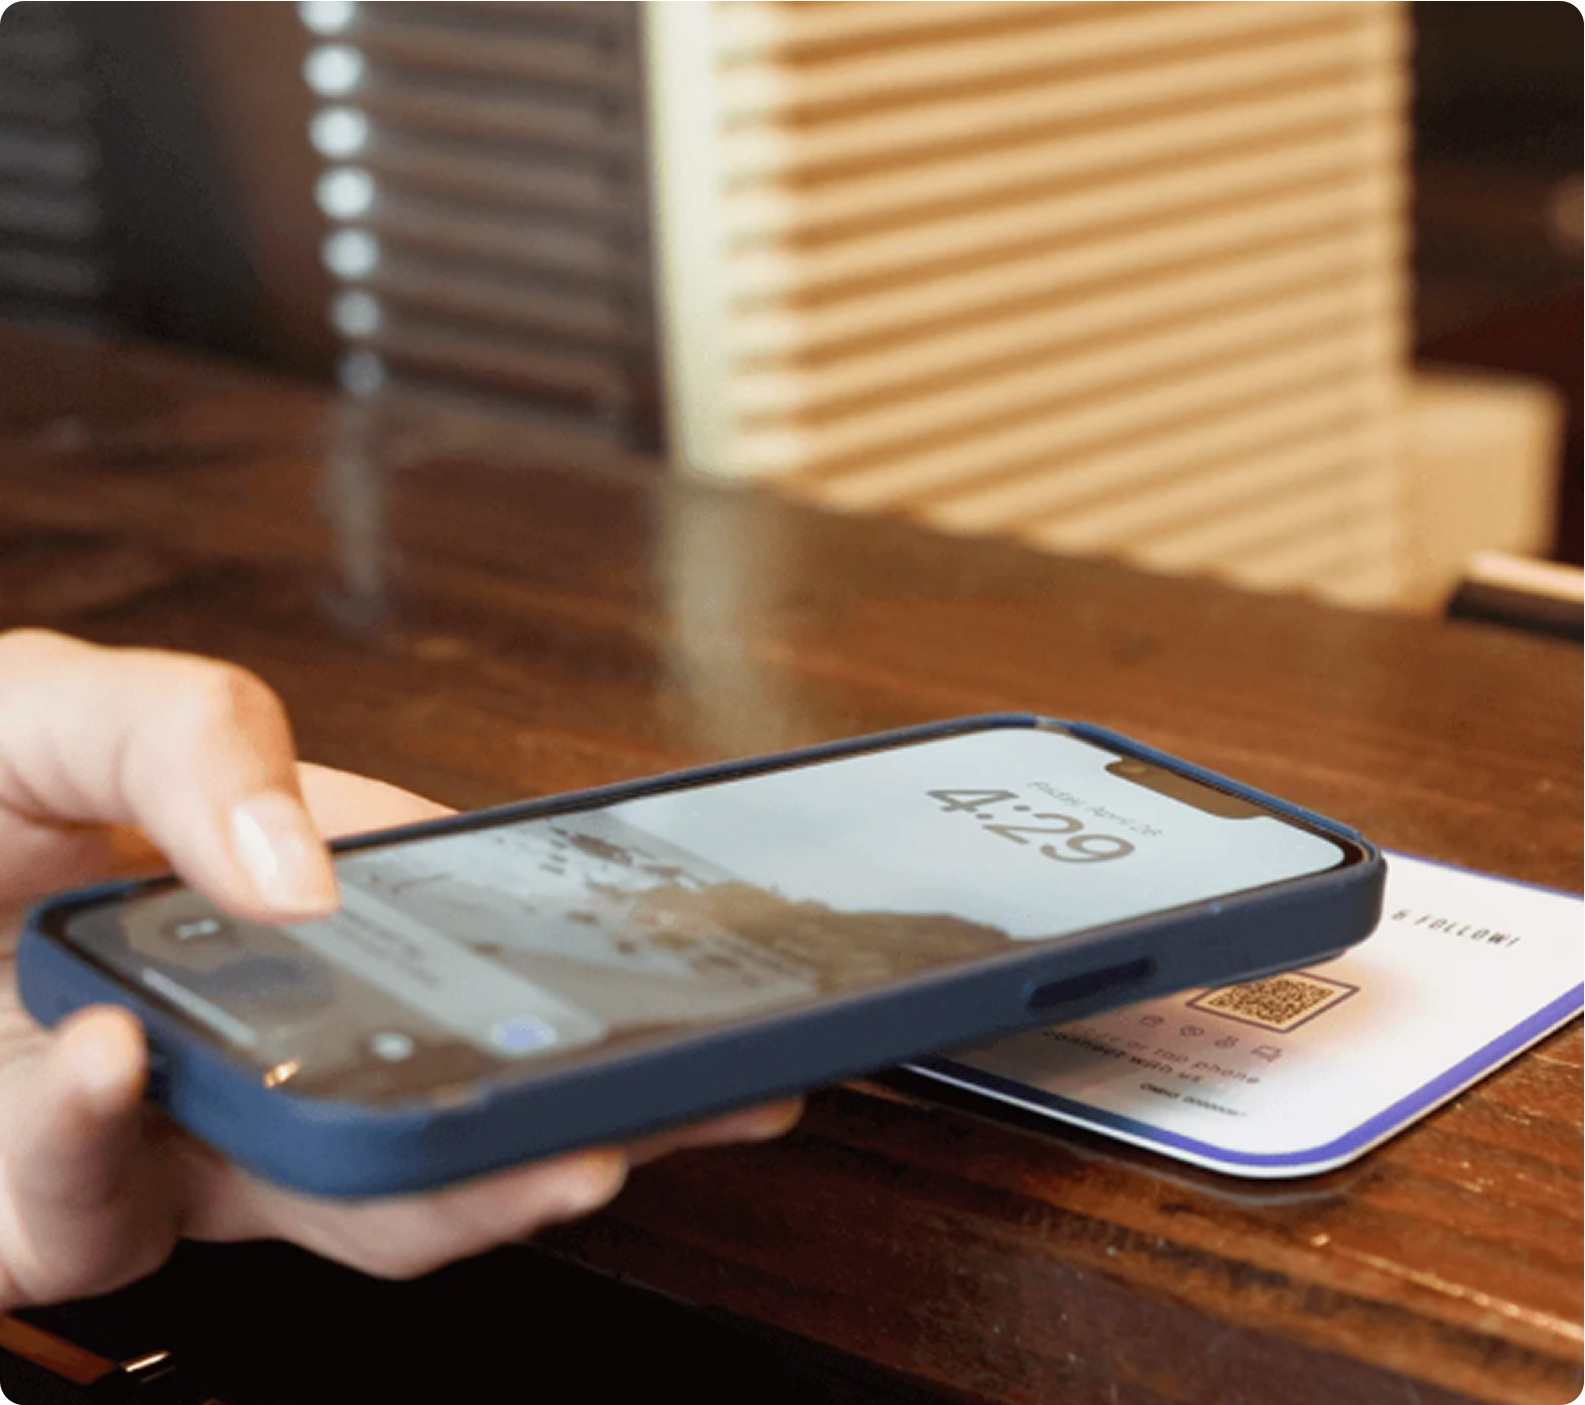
left=20, top=716, right=1383, bottom=1196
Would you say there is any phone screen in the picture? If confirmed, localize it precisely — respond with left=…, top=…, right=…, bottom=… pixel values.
left=55, top=724, right=1358, bottom=1102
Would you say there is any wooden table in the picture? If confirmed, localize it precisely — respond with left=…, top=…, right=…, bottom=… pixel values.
left=1, top=326, right=1578, bottom=1405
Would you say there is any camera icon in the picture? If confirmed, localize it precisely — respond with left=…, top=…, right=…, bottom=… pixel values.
left=489, top=1016, right=557, bottom=1055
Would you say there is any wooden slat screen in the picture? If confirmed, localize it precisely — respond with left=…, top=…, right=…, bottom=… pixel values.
left=650, top=1, right=1409, bottom=605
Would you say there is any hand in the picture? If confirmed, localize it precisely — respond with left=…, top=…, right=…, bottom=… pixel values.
left=0, top=630, right=799, bottom=1309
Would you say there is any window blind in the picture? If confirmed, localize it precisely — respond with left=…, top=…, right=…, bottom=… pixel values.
left=0, top=1, right=109, bottom=326
left=300, top=0, right=663, bottom=452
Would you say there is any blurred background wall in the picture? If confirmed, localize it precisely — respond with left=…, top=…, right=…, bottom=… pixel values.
left=0, top=1, right=1577, bottom=605
left=0, top=3, right=332, bottom=365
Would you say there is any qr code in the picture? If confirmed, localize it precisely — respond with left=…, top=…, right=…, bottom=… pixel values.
left=1188, top=971, right=1359, bottom=1033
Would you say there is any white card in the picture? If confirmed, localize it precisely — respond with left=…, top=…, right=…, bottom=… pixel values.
left=913, top=854, right=1583, bottom=1177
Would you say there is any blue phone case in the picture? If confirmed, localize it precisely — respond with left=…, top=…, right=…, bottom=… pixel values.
left=18, top=715, right=1384, bottom=1197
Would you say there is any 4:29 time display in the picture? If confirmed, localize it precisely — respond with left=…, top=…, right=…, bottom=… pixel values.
left=928, top=790, right=1135, bottom=864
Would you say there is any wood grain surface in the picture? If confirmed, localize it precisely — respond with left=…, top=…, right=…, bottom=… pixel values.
left=0, top=326, right=1578, bottom=1405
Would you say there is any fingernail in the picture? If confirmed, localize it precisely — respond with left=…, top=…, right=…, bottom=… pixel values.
left=229, top=793, right=340, bottom=917
left=742, top=1100, right=804, bottom=1141
left=561, top=1151, right=627, bottom=1217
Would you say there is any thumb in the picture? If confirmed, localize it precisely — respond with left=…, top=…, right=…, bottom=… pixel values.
left=0, top=1007, right=172, bottom=1309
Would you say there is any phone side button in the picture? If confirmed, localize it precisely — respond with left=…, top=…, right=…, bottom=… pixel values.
left=144, top=1043, right=172, bottom=1102
left=1024, top=958, right=1153, bottom=1013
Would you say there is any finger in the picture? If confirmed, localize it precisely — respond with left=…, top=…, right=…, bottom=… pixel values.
left=0, top=1007, right=170, bottom=1308
left=182, top=1147, right=628, bottom=1281
left=0, top=630, right=337, bottom=923
left=296, top=763, right=454, bottom=839
left=0, top=767, right=450, bottom=922
left=0, top=822, right=114, bottom=911
left=626, top=1099, right=804, bottom=1165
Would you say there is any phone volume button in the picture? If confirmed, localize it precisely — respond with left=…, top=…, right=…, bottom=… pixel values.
left=145, top=1043, right=173, bottom=1101
left=1023, top=957, right=1154, bottom=1013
